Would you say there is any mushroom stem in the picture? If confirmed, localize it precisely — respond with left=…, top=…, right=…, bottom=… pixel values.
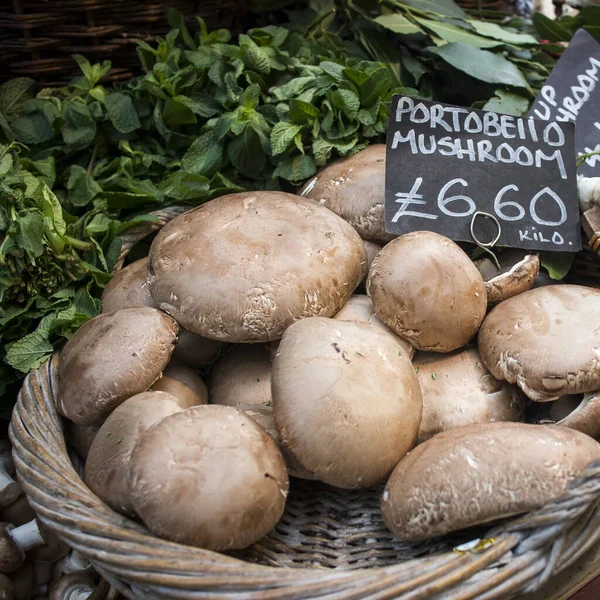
left=65, top=550, right=91, bottom=572
left=10, top=520, right=44, bottom=553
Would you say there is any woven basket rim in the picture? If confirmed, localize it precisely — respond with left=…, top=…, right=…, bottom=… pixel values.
left=9, top=203, right=600, bottom=599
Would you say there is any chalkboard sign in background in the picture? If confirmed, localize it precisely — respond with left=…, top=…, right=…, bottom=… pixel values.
left=384, top=95, right=581, bottom=252
left=529, top=29, right=600, bottom=178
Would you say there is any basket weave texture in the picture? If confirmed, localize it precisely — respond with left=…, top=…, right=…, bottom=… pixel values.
left=9, top=204, right=600, bottom=600
left=0, top=0, right=248, bottom=86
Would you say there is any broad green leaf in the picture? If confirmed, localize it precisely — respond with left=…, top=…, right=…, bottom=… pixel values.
left=33, top=182, right=66, bottom=236
left=399, top=0, right=467, bottom=18
left=158, top=171, right=211, bottom=200
left=273, top=154, right=316, bottom=183
left=174, top=94, right=220, bottom=118
left=332, top=89, right=360, bottom=120
left=272, top=76, right=316, bottom=101
left=6, top=326, right=53, bottom=373
left=483, top=89, right=529, bottom=116
left=373, top=14, right=423, bottom=36
left=240, top=35, right=270, bottom=75
left=429, top=43, right=531, bottom=90
left=182, top=131, right=223, bottom=177
left=270, top=122, right=303, bottom=156
left=0, top=110, right=13, bottom=142
left=63, top=100, right=96, bottom=148
left=166, top=8, right=195, bottom=50
left=105, top=93, right=141, bottom=134
left=16, top=212, right=45, bottom=257
left=85, top=213, right=112, bottom=236
left=0, top=78, right=36, bottom=118
left=289, top=99, right=320, bottom=123
left=228, top=127, right=266, bottom=177
left=11, top=114, right=53, bottom=145
left=541, top=252, right=574, bottom=280
left=532, top=13, right=572, bottom=42
left=414, top=17, right=503, bottom=48
left=319, top=61, right=345, bottom=81
left=241, top=84, right=261, bottom=110
left=467, top=20, right=538, bottom=45
left=75, top=286, right=101, bottom=318
left=360, top=68, right=391, bottom=108
left=0, top=153, right=12, bottom=177
left=402, top=56, right=429, bottom=85
left=163, top=97, right=197, bottom=127
left=67, top=166, right=102, bottom=207
left=313, top=138, right=335, bottom=166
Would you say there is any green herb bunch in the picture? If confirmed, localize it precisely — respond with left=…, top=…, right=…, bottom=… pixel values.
left=255, top=0, right=564, bottom=116
left=0, top=11, right=411, bottom=406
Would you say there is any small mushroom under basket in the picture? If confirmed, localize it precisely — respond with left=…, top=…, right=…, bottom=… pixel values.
left=10, top=206, right=600, bottom=600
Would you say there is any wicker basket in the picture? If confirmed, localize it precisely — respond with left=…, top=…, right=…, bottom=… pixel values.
left=0, top=0, right=248, bottom=86
left=9, top=204, right=600, bottom=600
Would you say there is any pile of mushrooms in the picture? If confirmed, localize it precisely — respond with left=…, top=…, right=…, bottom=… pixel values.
left=0, top=440, right=104, bottom=599
left=45, top=149, right=600, bottom=557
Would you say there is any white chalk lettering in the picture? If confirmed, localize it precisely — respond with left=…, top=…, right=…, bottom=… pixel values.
left=464, top=112, right=483, bottom=134
left=418, top=134, right=436, bottom=154
left=392, top=129, right=417, bottom=152
left=515, top=146, right=534, bottom=166
left=519, top=230, right=533, bottom=241
left=543, top=122, right=565, bottom=147
left=529, top=187, right=567, bottom=226
left=477, top=140, right=497, bottom=163
left=437, top=179, right=476, bottom=217
left=392, top=177, right=438, bottom=221
left=552, top=231, right=564, bottom=244
left=412, top=103, right=430, bottom=123
left=494, top=184, right=525, bottom=221
left=535, top=149, right=567, bottom=180
left=395, top=97, right=414, bottom=121
left=501, top=115, right=516, bottom=139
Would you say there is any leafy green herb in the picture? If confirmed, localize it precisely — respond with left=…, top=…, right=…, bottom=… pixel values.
left=431, top=373, right=437, bottom=380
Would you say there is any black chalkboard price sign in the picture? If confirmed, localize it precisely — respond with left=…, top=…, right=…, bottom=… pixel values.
left=529, top=29, right=600, bottom=178
left=384, top=95, right=582, bottom=252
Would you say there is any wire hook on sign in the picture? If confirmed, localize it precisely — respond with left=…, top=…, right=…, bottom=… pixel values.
left=470, top=211, right=502, bottom=271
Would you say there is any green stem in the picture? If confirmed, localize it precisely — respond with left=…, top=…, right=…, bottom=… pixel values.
left=64, top=235, right=94, bottom=251
left=577, top=150, right=600, bottom=168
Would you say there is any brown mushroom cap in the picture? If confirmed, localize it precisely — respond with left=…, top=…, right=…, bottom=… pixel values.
left=551, top=393, right=600, bottom=439
left=85, top=391, right=189, bottom=516
left=0, top=497, right=35, bottom=528
left=272, top=317, right=422, bottom=489
left=128, top=405, right=289, bottom=550
left=64, top=422, right=100, bottom=460
left=478, top=285, right=600, bottom=402
left=413, top=347, right=525, bottom=444
left=367, top=232, right=487, bottom=353
left=474, top=250, right=540, bottom=307
left=172, top=329, right=224, bottom=367
left=382, top=422, right=600, bottom=541
left=239, top=405, right=318, bottom=481
left=25, top=523, right=68, bottom=563
left=360, top=240, right=382, bottom=286
left=208, top=345, right=272, bottom=408
left=100, top=257, right=154, bottom=313
left=48, top=572, right=96, bottom=600
left=57, top=307, right=179, bottom=425
left=151, top=362, right=208, bottom=408
left=148, top=191, right=367, bottom=343
left=333, top=294, right=415, bottom=359
left=298, top=145, right=393, bottom=244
